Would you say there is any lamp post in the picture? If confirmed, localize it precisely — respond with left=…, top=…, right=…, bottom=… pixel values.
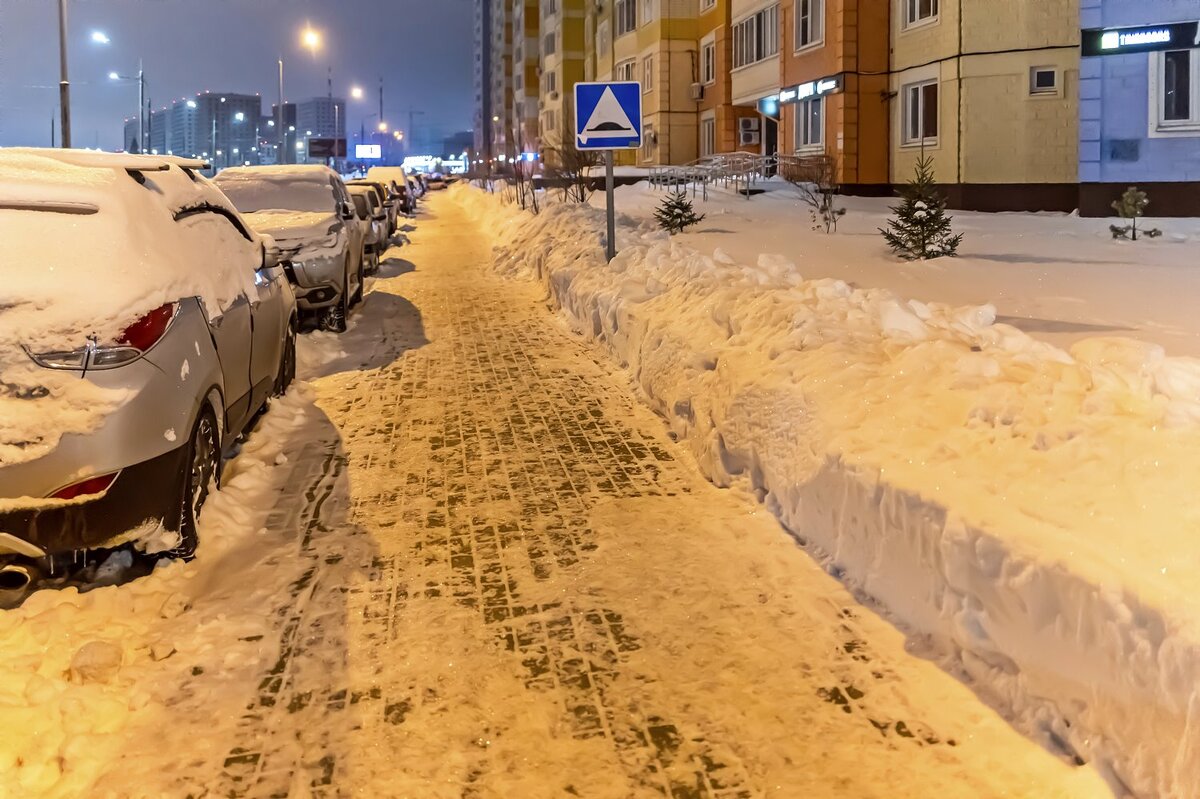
left=277, top=25, right=322, bottom=166
left=108, top=59, right=146, bottom=153
left=57, top=0, right=72, bottom=147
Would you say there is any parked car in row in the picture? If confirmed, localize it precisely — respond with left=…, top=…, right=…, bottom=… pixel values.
left=214, top=165, right=365, bottom=332
left=0, top=149, right=298, bottom=594
left=347, top=185, right=388, bottom=269
left=347, top=179, right=398, bottom=233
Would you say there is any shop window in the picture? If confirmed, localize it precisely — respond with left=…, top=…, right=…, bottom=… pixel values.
left=902, top=80, right=938, bottom=145
left=794, top=97, right=823, bottom=151
left=796, top=0, right=824, bottom=51
left=903, top=0, right=938, bottom=28
left=1157, top=49, right=1199, bottom=129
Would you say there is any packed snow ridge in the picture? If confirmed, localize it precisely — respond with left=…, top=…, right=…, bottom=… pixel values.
left=454, top=184, right=1200, bottom=799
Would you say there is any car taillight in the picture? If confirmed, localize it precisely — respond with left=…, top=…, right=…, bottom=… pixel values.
left=118, top=303, right=176, bottom=352
left=28, top=302, right=177, bottom=371
left=50, top=472, right=119, bottom=501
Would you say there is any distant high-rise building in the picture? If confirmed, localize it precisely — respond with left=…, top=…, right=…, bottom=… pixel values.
left=267, top=103, right=298, bottom=165
left=169, top=99, right=200, bottom=158
left=296, top=97, right=347, bottom=161
left=473, top=0, right=492, bottom=162
left=148, top=108, right=170, bottom=155
left=122, top=118, right=140, bottom=153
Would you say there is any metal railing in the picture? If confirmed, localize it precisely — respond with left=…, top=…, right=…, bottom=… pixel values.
left=648, top=152, right=836, bottom=201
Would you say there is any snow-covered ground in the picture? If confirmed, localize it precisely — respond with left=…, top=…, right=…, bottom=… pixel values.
left=601, top=179, right=1200, bottom=357
left=455, top=182, right=1200, bottom=798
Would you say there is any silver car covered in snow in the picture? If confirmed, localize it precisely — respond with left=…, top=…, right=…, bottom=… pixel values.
left=0, top=149, right=297, bottom=591
left=214, top=165, right=363, bottom=332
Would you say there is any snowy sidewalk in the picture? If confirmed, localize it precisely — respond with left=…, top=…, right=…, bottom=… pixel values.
left=0, top=199, right=1110, bottom=798
left=184, top=198, right=1103, bottom=797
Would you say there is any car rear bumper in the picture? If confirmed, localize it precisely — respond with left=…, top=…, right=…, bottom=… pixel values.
left=0, top=443, right=186, bottom=555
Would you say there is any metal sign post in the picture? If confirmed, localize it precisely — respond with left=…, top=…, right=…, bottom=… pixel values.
left=574, top=81, right=642, bottom=262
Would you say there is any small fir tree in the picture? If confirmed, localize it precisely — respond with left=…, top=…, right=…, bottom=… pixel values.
left=654, top=189, right=705, bottom=235
left=879, top=155, right=963, bottom=260
left=1110, top=186, right=1162, bottom=241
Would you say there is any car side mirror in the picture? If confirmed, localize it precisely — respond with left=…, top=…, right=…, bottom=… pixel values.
left=338, top=201, right=355, bottom=221
left=260, top=233, right=282, bottom=269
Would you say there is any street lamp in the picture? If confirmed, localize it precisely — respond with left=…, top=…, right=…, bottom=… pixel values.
left=378, top=121, right=388, bottom=132
left=109, top=59, right=147, bottom=154
left=351, top=86, right=364, bottom=100
left=90, top=31, right=110, bottom=45
left=301, top=27, right=321, bottom=56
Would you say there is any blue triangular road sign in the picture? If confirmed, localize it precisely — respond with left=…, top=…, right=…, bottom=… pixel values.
left=574, top=82, right=642, bottom=150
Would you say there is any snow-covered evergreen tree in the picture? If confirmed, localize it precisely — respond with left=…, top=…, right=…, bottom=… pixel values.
left=1110, top=186, right=1161, bottom=241
left=654, top=190, right=705, bottom=235
left=879, top=155, right=963, bottom=260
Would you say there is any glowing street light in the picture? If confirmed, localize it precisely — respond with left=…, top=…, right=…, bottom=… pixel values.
left=107, top=71, right=120, bottom=81
left=378, top=121, right=388, bottom=132
left=90, top=31, right=110, bottom=45
left=350, top=86, right=364, bottom=100
left=301, top=27, right=321, bottom=55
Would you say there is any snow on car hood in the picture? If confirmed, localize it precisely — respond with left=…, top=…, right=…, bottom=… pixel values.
left=241, top=210, right=338, bottom=249
left=0, top=149, right=260, bottom=467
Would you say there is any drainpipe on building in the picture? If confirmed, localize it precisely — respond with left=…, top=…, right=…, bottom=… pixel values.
left=956, top=0, right=964, bottom=190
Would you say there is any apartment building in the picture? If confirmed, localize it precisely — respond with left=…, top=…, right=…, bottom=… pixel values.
left=730, top=0, right=784, bottom=154
left=490, top=0, right=516, bottom=160
left=474, top=0, right=493, bottom=160
left=776, top=0, right=890, bottom=191
left=1078, top=3, right=1200, bottom=215
left=514, top=0, right=541, bottom=153
left=538, top=0, right=587, bottom=162
left=890, top=0, right=1080, bottom=210
left=697, top=0, right=757, bottom=157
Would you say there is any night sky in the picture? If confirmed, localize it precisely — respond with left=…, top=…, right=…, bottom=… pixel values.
left=0, top=0, right=474, bottom=150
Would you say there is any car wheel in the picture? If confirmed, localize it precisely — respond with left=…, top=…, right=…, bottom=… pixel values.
left=273, top=322, right=297, bottom=396
left=170, top=408, right=220, bottom=560
left=323, top=291, right=348, bottom=333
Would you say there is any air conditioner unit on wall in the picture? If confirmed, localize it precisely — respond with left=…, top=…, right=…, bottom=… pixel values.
left=689, top=83, right=704, bottom=101
left=739, top=130, right=761, bottom=146
left=738, top=117, right=760, bottom=133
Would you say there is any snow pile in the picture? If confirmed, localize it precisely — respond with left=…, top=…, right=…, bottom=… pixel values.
left=0, top=383, right=322, bottom=798
left=0, top=149, right=262, bottom=466
left=454, top=184, right=1200, bottom=798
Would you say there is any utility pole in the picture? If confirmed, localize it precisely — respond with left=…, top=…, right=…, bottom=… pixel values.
left=57, top=0, right=71, bottom=148
left=137, top=59, right=145, bottom=154
left=51, top=114, right=56, bottom=147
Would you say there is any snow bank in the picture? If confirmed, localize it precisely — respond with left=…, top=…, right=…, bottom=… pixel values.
left=453, top=184, right=1200, bottom=798
left=0, top=383, right=323, bottom=798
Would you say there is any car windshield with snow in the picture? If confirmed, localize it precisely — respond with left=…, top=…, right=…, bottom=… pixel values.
left=0, top=149, right=297, bottom=596
left=214, top=165, right=365, bottom=332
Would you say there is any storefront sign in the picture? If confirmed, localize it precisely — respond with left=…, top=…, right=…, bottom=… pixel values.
left=779, top=73, right=844, bottom=105
left=1082, top=21, right=1200, bottom=56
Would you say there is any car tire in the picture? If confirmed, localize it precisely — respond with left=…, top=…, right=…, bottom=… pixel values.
left=323, top=291, right=348, bottom=333
left=170, top=408, right=220, bottom=560
left=274, top=322, right=297, bottom=396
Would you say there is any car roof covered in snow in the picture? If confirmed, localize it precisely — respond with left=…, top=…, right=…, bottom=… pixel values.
left=215, top=164, right=342, bottom=184
left=0, top=147, right=263, bottom=354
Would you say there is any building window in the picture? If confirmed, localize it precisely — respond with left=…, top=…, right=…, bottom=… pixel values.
left=1030, top=67, right=1057, bottom=95
left=794, top=96, right=823, bottom=150
left=616, top=59, right=636, bottom=82
left=641, top=123, right=655, bottom=162
left=643, top=56, right=654, bottom=92
left=701, top=38, right=716, bottom=85
left=642, top=0, right=656, bottom=25
left=700, top=0, right=716, bottom=11
left=701, top=115, right=716, bottom=156
left=1159, top=49, right=1199, bottom=127
left=732, top=4, right=780, bottom=69
left=903, top=0, right=938, bottom=27
left=902, top=80, right=938, bottom=145
left=795, top=0, right=824, bottom=50
left=543, top=32, right=556, bottom=56
left=615, top=0, right=637, bottom=37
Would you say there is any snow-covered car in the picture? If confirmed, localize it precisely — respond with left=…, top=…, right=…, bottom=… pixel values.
left=213, top=165, right=364, bottom=332
left=348, top=185, right=387, bottom=268
left=347, top=179, right=398, bottom=234
left=426, top=173, right=448, bottom=190
left=0, top=149, right=298, bottom=591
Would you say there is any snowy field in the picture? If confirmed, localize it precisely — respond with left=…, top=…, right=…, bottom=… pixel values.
left=602, top=178, right=1200, bottom=357
left=455, top=181, right=1200, bottom=798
